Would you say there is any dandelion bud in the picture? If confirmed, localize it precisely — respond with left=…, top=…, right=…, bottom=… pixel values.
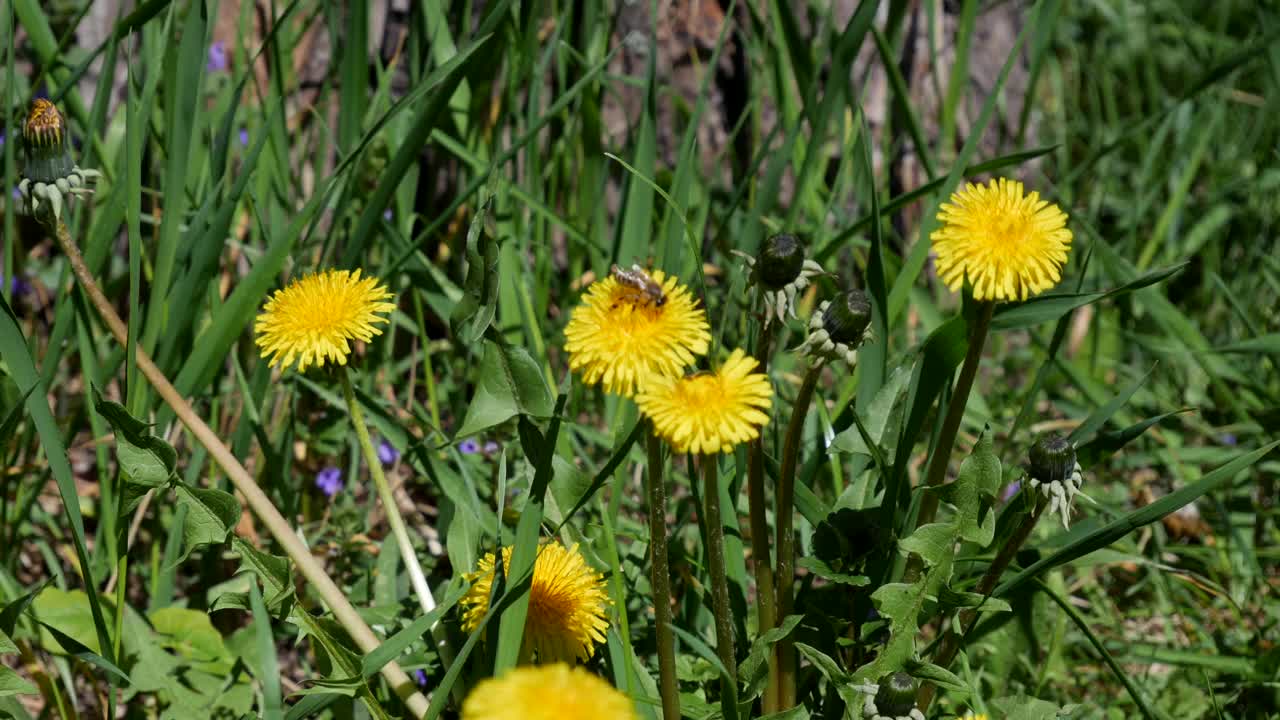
left=874, top=672, right=918, bottom=717
left=17, top=99, right=99, bottom=223
left=1029, top=433, right=1075, bottom=485
left=821, top=290, right=872, bottom=346
left=21, top=99, right=74, bottom=184
left=757, top=233, right=806, bottom=290
left=1026, top=432, right=1089, bottom=530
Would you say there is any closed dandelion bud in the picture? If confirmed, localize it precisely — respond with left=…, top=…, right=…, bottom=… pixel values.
left=822, top=290, right=872, bottom=346
left=21, top=99, right=74, bottom=184
left=1029, top=433, right=1074, bottom=485
left=17, top=99, right=99, bottom=223
left=1026, top=431, right=1089, bottom=530
left=757, top=233, right=805, bottom=290
left=874, top=672, right=918, bottom=717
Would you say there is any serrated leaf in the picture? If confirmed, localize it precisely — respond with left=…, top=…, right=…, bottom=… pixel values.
left=174, top=483, right=241, bottom=563
left=93, top=389, right=177, bottom=487
left=456, top=340, right=554, bottom=437
left=940, top=432, right=1002, bottom=546
left=797, top=557, right=870, bottom=586
left=904, top=659, right=968, bottom=692
left=449, top=192, right=500, bottom=345
left=231, top=538, right=293, bottom=597
left=0, top=630, right=15, bottom=656
left=795, top=642, right=849, bottom=683
left=0, top=665, right=37, bottom=697
left=899, top=523, right=956, bottom=567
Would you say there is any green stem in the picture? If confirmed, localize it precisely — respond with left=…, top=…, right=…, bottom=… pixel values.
left=51, top=220, right=430, bottom=718
left=748, top=331, right=778, bottom=714
left=772, top=364, right=823, bottom=711
left=919, top=499, right=1046, bottom=710
left=340, top=369, right=458, bottom=699
left=646, top=429, right=681, bottom=720
left=914, top=300, right=995, bottom=530
left=702, top=456, right=738, bottom=706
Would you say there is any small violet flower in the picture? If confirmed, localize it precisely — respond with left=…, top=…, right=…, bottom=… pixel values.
left=315, top=466, right=343, bottom=497
left=238, top=128, right=249, bottom=147
left=207, top=41, right=228, bottom=72
left=482, top=440, right=500, bottom=456
left=377, top=440, right=399, bottom=466
left=383, top=208, right=393, bottom=221
left=414, top=669, right=428, bottom=688
left=1001, top=480, right=1021, bottom=503
left=459, top=439, right=480, bottom=455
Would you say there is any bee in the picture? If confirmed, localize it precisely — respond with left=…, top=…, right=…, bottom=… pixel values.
left=610, top=264, right=667, bottom=307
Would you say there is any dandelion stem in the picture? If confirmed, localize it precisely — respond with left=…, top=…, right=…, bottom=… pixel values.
left=340, top=369, right=459, bottom=700
left=646, top=428, right=681, bottom=720
left=773, top=363, right=823, bottom=711
left=914, top=300, right=996, bottom=530
left=50, top=219, right=431, bottom=719
left=702, top=455, right=738, bottom=708
left=919, top=499, right=1045, bottom=710
left=748, top=331, right=778, bottom=714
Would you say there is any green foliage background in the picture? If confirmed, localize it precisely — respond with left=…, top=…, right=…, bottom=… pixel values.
left=0, top=0, right=1278, bottom=718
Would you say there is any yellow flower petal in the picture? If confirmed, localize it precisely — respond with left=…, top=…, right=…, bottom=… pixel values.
left=461, top=664, right=638, bottom=720
left=459, top=542, right=611, bottom=664
left=930, top=177, right=1073, bottom=302
left=636, top=348, right=773, bottom=455
left=254, top=269, right=396, bottom=372
left=564, top=270, right=710, bottom=398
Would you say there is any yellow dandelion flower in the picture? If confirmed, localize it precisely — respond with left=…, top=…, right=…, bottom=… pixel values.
left=961, top=713, right=988, bottom=720
left=254, top=269, right=397, bottom=373
left=461, top=664, right=638, bottom=720
left=930, top=177, right=1073, bottom=302
left=459, top=542, right=610, bottom=664
left=636, top=348, right=773, bottom=454
left=564, top=268, right=710, bottom=397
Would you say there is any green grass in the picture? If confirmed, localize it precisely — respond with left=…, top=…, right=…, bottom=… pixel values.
left=1, top=0, right=1279, bottom=718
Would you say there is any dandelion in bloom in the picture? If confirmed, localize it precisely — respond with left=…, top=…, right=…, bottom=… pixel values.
left=961, top=713, right=989, bottom=720
left=459, top=438, right=480, bottom=455
left=564, top=267, right=709, bottom=397
left=461, top=664, right=637, bottom=720
left=636, top=348, right=773, bottom=454
left=254, top=269, right=396, bottom=373
left=930, top=177, right=1072, bottom=302
left=459, top=541, right=610, bottom=664
left=315, top=466, right=343, bottom=497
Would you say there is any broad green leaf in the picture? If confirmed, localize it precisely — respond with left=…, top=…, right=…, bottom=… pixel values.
left=449, top=192, right=500, bottom=345
left=899, top=523, right=957, bottom=567
left=93, top=390, right=178, bottom=486
left=230, top=537, right=293, bottom=604
left=795, top=642, right=848, bottom=683
left=939, top=432, right=1002, bottom=546
left=33, top=587, right=104, bottom=654
left=174, top=482, right=241, bottom=563
left=832, top=363, right=911, bottom=457
left=905, top=659, right=967, bottom=692
left=796, top=557, right=870, bottom=586
left=0, top=666, right=36, bottom=697
left=740, top=614, right=805, bottom=689
left=149, top=607, right=232, bottom=672
left=0, top=630, right=16, bottom=655
left=991, top=696, right=1066, bottom=720
left=937, top=585, right=1011, bottom=614
left=456, top=340, right=555, bottom=438
left=37, top=621, right=130, bottom=683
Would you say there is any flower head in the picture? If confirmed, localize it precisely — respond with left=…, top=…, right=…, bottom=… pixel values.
left=18, top=99, right=98, bottom=222
left=315, top=466, right=343, bottom=497
left=254, top=269, right=396, bottom=373
left=564, top=268, right=709, bottom=397
left=459, top=439, right=480, bottom=455
left=1026, top=432, right=1089, bottom=529
left=961, top=714, right=989, bottom=720
left=636, top=348, right=772, bottom=454
left=461, top=664, right=637, bottom=720
left=207, top=41, right=228, bottom=72
left=931, top=177, right=1072, bottom=302
left=735, top=233, right=825, bottom=324
left=377, top=440, right=399, bottom=466
left=799, top=291, right=873, bottom=367
left=459, top=542, right=610, bottom=664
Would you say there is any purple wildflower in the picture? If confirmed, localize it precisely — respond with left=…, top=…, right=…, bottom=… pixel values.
left=238, top=128, right=249, bottom=147
left=1220, top=433, right=1237, bottom=447
left=383, top=208, right=393, bottom=222
left=414, top=669, right=428, bottom=688
left=2, top=274, right=29, bottom=296
left=0, top=131, right=5, bottom=147
left=459, top=439, right=480, bottom=455
left=315, top=466, right=343, bottom=497
left=482, top=441, right=499, bottom=456
left=377, top=440, right=399, bottom=466
left=207, top=41, right=229, bottom=72
left=1001, top=480, right=1022, bottom=503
